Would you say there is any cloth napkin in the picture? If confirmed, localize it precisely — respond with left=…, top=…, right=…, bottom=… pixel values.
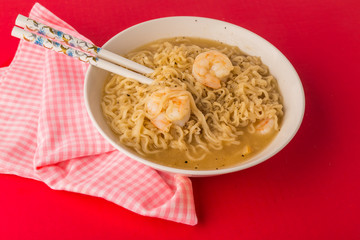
left=0, top=3, right=197, bottom=225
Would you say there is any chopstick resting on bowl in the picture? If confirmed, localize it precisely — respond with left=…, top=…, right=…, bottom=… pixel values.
left=11, top=14, right=154, bottom=84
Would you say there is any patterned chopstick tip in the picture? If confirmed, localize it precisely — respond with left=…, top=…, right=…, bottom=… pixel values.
left=24, top=17, right=101, bottom=54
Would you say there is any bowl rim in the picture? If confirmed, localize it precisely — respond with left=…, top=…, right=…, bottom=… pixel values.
left=84, top=16, right=305, bottom=176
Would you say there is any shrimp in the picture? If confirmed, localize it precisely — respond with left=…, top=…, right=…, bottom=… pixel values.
left=192, top=50, right=234, bottom=89
left=255, top=118, right=275, bottom=134
left=146, top=88, right=191, bottom=132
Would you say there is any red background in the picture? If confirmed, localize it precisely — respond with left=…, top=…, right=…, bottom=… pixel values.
left=1, top=0, right=360, bottom=239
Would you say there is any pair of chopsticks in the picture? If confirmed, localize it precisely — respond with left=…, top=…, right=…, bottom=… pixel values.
left=11, top=14, right=153, bottom=84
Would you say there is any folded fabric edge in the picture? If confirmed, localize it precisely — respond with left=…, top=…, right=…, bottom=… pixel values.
left=38, top=168, right=198, bottom=225
left=0, top=169, right=40, bottom=181
left=31, top=2, right=76, bottom=31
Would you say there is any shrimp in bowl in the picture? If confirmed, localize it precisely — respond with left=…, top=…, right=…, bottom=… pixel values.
left=255, top=118, right=276, bottom=135
left=192, top=50, right=234, bottom=89
left=145, top=88, right=191, bottom=132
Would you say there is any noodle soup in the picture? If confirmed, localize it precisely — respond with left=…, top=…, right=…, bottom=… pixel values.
left=101, top=37, right=283, bottom=170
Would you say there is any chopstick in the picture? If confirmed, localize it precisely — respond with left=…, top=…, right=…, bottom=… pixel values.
left=12, top=14, right=154, bottom=84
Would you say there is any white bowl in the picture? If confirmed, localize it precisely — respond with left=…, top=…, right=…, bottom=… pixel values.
left=84, top=17, right=305, bottom=177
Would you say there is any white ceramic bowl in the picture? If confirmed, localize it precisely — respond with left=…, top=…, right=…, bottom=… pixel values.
left=84, top=17, right=305, bottom=177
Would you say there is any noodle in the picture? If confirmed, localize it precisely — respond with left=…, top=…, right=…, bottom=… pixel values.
left=102, top=37, right=283, bottom=162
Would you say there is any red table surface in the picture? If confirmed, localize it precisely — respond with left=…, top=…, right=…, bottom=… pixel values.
left=1, top=0, right=359, bottom=239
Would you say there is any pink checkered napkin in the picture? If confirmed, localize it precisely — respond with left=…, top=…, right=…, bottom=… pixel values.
left=0, top=3, right=197, bottom=225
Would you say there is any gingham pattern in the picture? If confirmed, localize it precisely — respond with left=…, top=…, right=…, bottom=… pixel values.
left=0, top=3, right=197, bottom=225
